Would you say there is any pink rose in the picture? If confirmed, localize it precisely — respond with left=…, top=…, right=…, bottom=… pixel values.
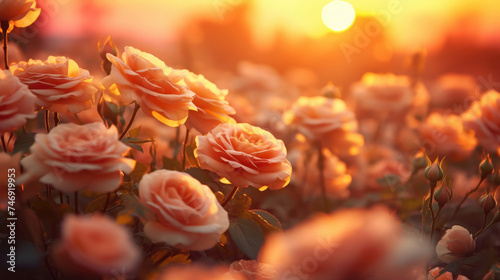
left=184, top=71, right=236, bottom=134
left=10, top=56, right=98, bottom=113
left=157, top=265, right=238, bottom=280
left=430, top=74, right=478, bottom=109
left=428, top=267, right=470, bottom=280
left=102, top=46, right=196, bottom=127
left=195, top=123, right=292, bottom=190
left=259, top=207, right=400, bottom=280
left=418, top=113, right=477, bottom=161
left=283, top=96, right=364, bottom=158
left=436, top=225, right=476, bottom=263
left=19, top=122, right=135, bottom=193
left=139, top=170, right=229, bottom=250
left=0, top=70, right=36, bottom=133
left=229, top=260, right=279, bottom=280
left=0, top=0, right=40, bottom=32
left=53, top=214, right=140, bottom=276
left=462, top=90, right=500, bottom=154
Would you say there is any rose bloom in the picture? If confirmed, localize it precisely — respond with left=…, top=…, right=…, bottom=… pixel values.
left=288, top=147, right=351, bottom=199
left=283, top=96, right=364, bottom=158
left=102, top=46, right=196, bottom=127
left=436, top=225, right=476, bottom=263
left=351, top=73, right=429, bottom=122
left=184, top=71, right=236, bottom=134
left=229, top=260, right=279, bottom=280
left=462, top=90, right=500, bottom=154
left=53, top=214, right=140, bottom=277
left=419, top=113, right=477, bottom=161
left=19, top=122, right=135, bottom=193
left=10, top=56, right=98, bottom=113
left=195, top=123, right=292, bottom=190
left=0, top=0, right=40, bottom=32
left=428, top=267, right=470, bottom=280
left=259, top=206, right=400, bottom=280
left=431, top=74, right=479, bottom=109
left=0, top=70, right=36, bottom=133
left=157, top=265, right=239, bottom=280
left=139, top=170, right=229, bottom=250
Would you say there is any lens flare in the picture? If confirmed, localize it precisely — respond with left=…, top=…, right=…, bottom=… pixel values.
left=321, top=1, right=356, bottom=32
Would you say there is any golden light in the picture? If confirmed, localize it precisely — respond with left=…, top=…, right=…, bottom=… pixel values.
left=321, top=1, right=356, bottom=32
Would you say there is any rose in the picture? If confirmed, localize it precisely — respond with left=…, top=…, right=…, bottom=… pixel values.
left=259, top=206, right=401, bottom=280
left=283, top=96, right=364, bottom=158
left=436, top=225, right=476, bottom=263
left=228, top=260, right=279, bottom=280
left=53, top=214, right=140, bottom=276
left=19, top=122, right=135, bottom=193
left=10, top=56, right=98, bottom=113
left=462, top=90, right=500, bottom=154
left=431, top=74, right=478, bottom=109
left=0, top=70, right=36, bottom=133
left=138, top=170, right=229, bottom=250
left=0, top=0, right=40, bottom=32
left=102, top=46, right=196, bottom=127
left=157, top=265, right=238, bottom=280
left=184, top=71, right=236, bottom=134
left=418, top=113, right=477, bottom=161
left=195, top=123, right=292, bottom=190
left=428, top=267, right=470, bottom=280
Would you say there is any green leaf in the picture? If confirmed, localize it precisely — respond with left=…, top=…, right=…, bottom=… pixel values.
left=249, top=210, right=282, bottom=230
left=12, top=132, right=36, bottom=154
left=85, top=195, right=108, bottom=213
left=184, top=167, right=221, bottom=191
left=128, top=162, right=150, bottom=183
left=124, top=142, right=143, bottom=153
left=128, top=126, right=142, bottom=138
left=228, top=218, right=265, bottom=259
left=121, top=137, right=153, bottom=144
left=162, top=156, right=182, bottom=171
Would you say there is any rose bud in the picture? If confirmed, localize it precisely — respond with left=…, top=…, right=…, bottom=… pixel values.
left=425, top=158, right=444, bottom=183
left=479, top=194, right=496, bottom=214
left=434, top=181, right=451, bottom=208
left=98, top=36, right=118, bottom=75
left=479, top=154, right=494, bottom=179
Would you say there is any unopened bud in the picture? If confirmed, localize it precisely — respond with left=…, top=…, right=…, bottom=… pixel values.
left=412, top=150, right=427, bottom=172
left=479, top=194, right=496, bottom=214
left=479, top=154, right=494, bottom=179
left=434, top=182, right=451, bottom=208
left=98, top=36, right=118, bottom=75
left=425, top=158, right=444, bottom=182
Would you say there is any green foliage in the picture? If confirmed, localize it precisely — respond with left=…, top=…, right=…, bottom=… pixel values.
left=228, top=218, right=265, bottom=259
left=12, top=132, right=36, bottom=154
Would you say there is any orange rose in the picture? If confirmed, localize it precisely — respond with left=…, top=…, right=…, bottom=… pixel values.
left=0, top=0, right=40, bottom=33
left=418, top=113, right=477, bottom=161
left=102, top=46, right=196, bottom=127
left=195, top=123, right=292, bottom=190
left=184, top=72, right=236, bottom=134
left=436, top=225, right=475, bottom=263
left=0, top=70, right=36, bottom=133
left=138, top=170, right=229, bottom=250
left=10, top=56, right=98, bottom=113
left=53, top=214, right=140, bottom=276
left=283, top=96, right=364, bottom=157
left=259, top=207, right=400, bottom=280
left=229, top=260, right=279, bottom=280
left=157, top=265, right=238, bottom=280
left=431, top=74, right=478, bottom=109
left=19, top=122, right=135, bottom=193
left=462, top=90, right=500, bottom=154
left=428, top=267, right=470, bottom=280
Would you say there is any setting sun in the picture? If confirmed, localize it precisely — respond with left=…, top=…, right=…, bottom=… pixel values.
left=321, top=0, right=356, bottom=32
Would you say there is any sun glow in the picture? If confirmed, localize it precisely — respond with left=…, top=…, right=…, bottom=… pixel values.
left=321, top=1, right=356, bottom=32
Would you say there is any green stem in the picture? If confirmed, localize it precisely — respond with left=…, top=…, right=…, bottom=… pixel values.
left=450, top=176, right=486, bottom=221
left=182, top=127, right=190, bottom=169
left=221, top=186, right=239, bottom=207
left=119, top=102, right=140, bottom=140
left=1, top=21, right=9, bottom=70
left=429, top=182, right=437, bottom=243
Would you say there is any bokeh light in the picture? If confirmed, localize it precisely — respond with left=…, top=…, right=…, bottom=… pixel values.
left=321, top=1, right=356, bottom=32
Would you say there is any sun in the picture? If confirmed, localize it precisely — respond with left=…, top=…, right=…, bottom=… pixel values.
left=321, top=1, right=356, bottom=32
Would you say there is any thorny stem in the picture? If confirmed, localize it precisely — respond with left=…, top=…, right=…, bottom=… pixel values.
left=182, top=127, right=190, bottom=169
left=450, top=176, right=486, bottom=221
left=119, top=102, right=140, bottom=140
left=221, top=186, right=239, bottom=207
left=1, top=21, right=9, bottom=70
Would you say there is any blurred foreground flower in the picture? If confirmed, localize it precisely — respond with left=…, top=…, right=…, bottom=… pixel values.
left=103, top=46, right=196, bottom=127
left=0, top=69, right=36, bottom=133
left=259, top=206, right=402, bottom=280
left=284, top=96, right=364, bottom=157
left=19, top=122, right=135, bottom=193
left=462, top=90, right=500, bottom=155
left=184, top=71, right=236, bottom=134
left=228, top=260, right=279, bottom=280
left=53, top=214, right=140, bottom=277
left=418, top=113, right=477, bottom=161
left=10, top=56, right=98, bottom=113
left=157, top=265, right=237, bottom=280
left=195, top=123, right=292, bottom=190
left=436, top=225, right=475, bottom=263
left=0, top=0, right=40, bottom=33
left=139, top=170, right=229, bottom=250
left=428, top=267, right=470, bottom=280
